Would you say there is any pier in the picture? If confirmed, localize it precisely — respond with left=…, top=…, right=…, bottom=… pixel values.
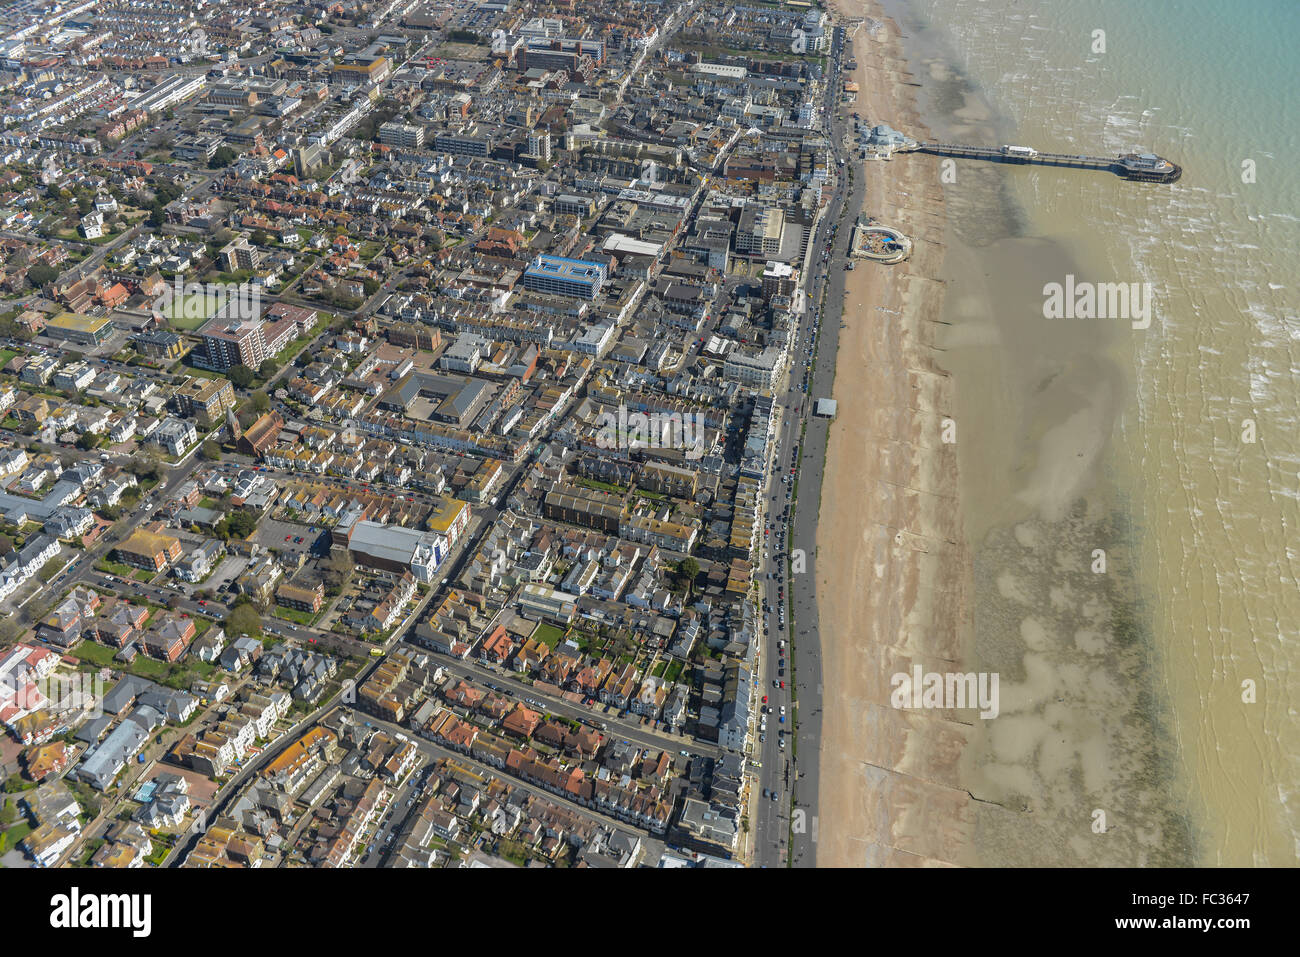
left=916, top=143, right=1182, bottom=183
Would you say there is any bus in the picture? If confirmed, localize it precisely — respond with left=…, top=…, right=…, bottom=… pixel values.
left=370, top=648, right=384, bottom=657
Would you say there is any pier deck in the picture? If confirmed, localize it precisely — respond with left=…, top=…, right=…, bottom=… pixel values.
left=916, top=143, right=1182, bottom=183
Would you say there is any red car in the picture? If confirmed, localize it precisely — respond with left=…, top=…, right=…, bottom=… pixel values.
left=779, top=681, right=785, bottom=689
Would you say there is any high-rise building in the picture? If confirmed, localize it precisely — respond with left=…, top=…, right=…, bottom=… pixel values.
left=198, top=316, right=267, bottom=371
left=219, top=235, right=263, bottom=273
left=528, top=130, right=551, bottom=161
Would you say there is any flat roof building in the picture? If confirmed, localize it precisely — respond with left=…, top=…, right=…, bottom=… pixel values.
left=521, top=255, right=607, bottom=301
left=47, top=312, right=113, bottom=347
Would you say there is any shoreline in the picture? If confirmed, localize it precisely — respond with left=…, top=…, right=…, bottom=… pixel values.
left=815, top=0, right=977, bottom=866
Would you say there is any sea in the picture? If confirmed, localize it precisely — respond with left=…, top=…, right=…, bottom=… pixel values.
left=873, top=0, right=1298, bottom=865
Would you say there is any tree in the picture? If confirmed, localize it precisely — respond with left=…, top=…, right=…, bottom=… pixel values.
left=227, top=365, right=256, bottom=389
left=208, top=146, right=237, bottom=169
left=676, top=557, right=700, bottom=599
left=323, top=550, right=354, bottom=596
left=250, top=391, right=270, bottom=413
left=216, top=509, right=257, bottom=541
left=200, top=440, right=222, bottom=461
left=26, top=264, right=59, bottom=287
left=225, top=603, right=262, bottom=638
left=0, top=316, right=35, bottom=342
left=126, top=448, right=165, bottom=483
left=251, top=229, right=270, bottom=247
left=75, top=431, right=102, bottom=451
left=256, top=359, right=278, bottom=380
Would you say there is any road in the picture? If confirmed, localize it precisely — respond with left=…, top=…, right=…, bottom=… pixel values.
left=750, top=24, right=856, bottom=868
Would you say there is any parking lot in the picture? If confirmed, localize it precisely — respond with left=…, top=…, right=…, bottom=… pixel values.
left=255, top=517, right=326, bottom=556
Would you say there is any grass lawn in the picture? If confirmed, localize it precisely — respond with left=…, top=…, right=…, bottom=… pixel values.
left=272, top=605, right=318, bottom=627
left=95, top=558, right=136, bottom=578
left=127, top=656, right=169, bottom=680
left=69, top=638, right=198, bottom=685
left=275, top=329, right=322, bottom=367
left=576, top=477, right=626, bottom=494
left=69, top=641, right=118, bottom=669
left=161, top=293, right=224, bottom=330
left=145, top=840, right=170, bottom=867
left=663, top=660, right=684, bottom=682
left=3, top=819, right=33, bottom=850
left=0, top=349, right=17, bottom=368
left=532, top=623, right=565, bottom=648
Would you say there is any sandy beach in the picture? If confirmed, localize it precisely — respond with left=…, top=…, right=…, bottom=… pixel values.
left=814, top=0, right=980, bottom=867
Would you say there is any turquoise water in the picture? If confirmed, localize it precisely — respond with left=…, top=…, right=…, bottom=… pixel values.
left=886, top=0, right=1299, bottom=863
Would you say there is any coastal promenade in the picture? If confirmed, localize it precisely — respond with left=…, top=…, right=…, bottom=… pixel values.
left=782, top=125, right=865, bottom=868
